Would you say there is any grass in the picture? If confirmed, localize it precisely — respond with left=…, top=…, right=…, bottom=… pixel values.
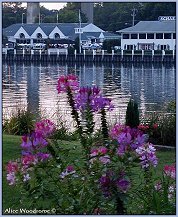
left=2, top=134, right=22, bottom=211
left=2, top=134, right=176, bottom=214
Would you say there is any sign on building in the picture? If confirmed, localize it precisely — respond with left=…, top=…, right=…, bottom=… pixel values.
left=158, top=16, right=176, bottom=21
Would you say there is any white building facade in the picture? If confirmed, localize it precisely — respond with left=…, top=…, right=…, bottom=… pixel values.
left=117, top=17, right=176, bottom=50
left=3, top=23, right=119, bottom=46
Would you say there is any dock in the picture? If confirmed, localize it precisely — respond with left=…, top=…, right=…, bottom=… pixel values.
left=2, top=49, right=175, bottom=64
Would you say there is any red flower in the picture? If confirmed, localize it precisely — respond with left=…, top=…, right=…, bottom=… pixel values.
left=153, top=123, right=158, bottom=129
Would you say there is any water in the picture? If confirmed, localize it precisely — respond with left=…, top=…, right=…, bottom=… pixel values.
left=3, top=62, right=176, bottom=129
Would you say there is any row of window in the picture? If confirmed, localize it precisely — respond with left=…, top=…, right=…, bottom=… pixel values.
left=124, top=44, right=174, bottom=50
left=17, top=39, right=50, bottom=43
left=19, top=33, right=61, bottom=39
left=123, top=33, right=176, bottom=40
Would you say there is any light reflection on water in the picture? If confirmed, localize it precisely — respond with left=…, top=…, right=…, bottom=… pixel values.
left=2, top=62, right=175, bottom=129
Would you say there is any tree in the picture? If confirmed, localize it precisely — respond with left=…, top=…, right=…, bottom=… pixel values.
left=126, top=99, right=140, bottom=128
left=2, top=2, right=25, bottom=28
left=93, top=2, right=176, bottom=32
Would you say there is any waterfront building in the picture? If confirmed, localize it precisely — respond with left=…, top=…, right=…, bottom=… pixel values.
left=3, top=23, right=119, bottom=46
left=117, top=16, right=176, bottom=50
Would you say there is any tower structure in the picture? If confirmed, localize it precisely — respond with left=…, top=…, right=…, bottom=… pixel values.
left=27, top=2, right=40, bottom=24
left=26, top=2, right=94, bottom=24
left=81, top=3, right=93, bottom=23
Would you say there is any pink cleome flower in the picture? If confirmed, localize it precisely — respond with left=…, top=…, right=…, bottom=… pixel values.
left=6, top=161, right=18, bottom=173
left=57, top=74, right=79, bottom=94
left=6, top=161, right=19, bottom=185
left=21, top=154, right=38, bottom=168
left=35, top=119, right=56, bottom=137
left=66, top=165, right=74, bottom=172
left=164, top=164, right=176, bottom=179
left=90, top=147, right=110, bottom=164
left=109, top=124, right=126, bottom=140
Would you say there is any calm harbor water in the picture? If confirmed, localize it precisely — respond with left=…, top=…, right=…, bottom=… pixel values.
left=3, top=62, right=176, bottom=129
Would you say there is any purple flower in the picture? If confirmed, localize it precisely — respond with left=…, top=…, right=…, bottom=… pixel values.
left=117, top=144, right=127, bottom=156
left=116, top=178, right=130, bottom=193
left=37, top=153, right=51, bottom=161
left=135, top=143, right=158, bottom=169
left=23, top=173, right=31, bottom=182
left=110, top=124, right=148, bottom=157
left=74, top=86, right=113, bottom=112
left=99, top=174, right=111, bottom=187
left=59, top=165, right=76, bottom=179
left=21, top=132, right=48, bottom=155
left=92, top=96, right=114, bottom=112
left=99, top=174, right=112, bottom=197
left=6, top=172, right=16, bottom=185
left=118, top=132, right=132, bottom=145
left=99, top=155, right=111, bottom=164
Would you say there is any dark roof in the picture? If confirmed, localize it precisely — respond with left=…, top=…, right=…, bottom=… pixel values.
left=39, top=23, right=57, bottom=35
left=3, top=24, right=22, bottom=36
left=80, top=32, right=100, bottom=40
left=3, top=23, right=90, bottom=37
left=22, top=24, right=39, bottom=35
left=103, top=32, right=121, bottom=39
left=117, top=20, right=176, bottom=33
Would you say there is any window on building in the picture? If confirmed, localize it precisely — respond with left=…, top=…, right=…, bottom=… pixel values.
left=37, top=33, right=42, bottom=39
left=54, top=33, right=60, bottom=39
left=160, top=45, right=167, bottom=50
left=156, top=33, right=163, bottom=39
left=173, top=33, right=176, bottom=39
left=19, top=33, right=25, bottom=39
left=164, top=33, right=171, bottom=39
left=139, top=34, right=146, bottom=39
left=147, top=33, right=154, bottom=39
left=123, top=34, right=129, bottom=39
left=131, top=34, right=138, bottom=39
left=75, top=28, right=83, bottom=33
left=166, top=44, right=170, bottom=50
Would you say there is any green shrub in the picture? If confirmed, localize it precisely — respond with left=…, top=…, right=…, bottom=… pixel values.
left=68, top=46, right=75, bottom=55
left=166, top=100, right=176, bottom=113
left=126, top=99, right=140, bottom=128
left=140, top=111, right=176, bottom=147
left=3, top=108, right=35, bottom=135
left=102, top=39, right=121, bottom=53
left=51, top=117, right=79, bottom=141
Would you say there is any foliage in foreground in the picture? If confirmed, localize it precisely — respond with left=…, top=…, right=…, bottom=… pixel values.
left=140, top=101, right=176, bottom=146
left=3, top=108, right=35, bottom=135
left=5, top=75, right=176, bottom=215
